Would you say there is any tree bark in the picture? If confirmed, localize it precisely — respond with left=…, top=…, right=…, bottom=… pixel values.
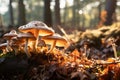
left=72, top=0, right=80, bottom=27
left=0, top=14, right=3, bottom=26
left=104, top=0, right=117, bottom=26
left=9, top=0, right=14, bottom=25
left=54, top=0, right=61, bottom=25
left=98, top=2, right=102, bottom=21
left=72, top=0, right=76, bottom=26
left=44, top=0, right=52, bottom=27
left=18, top=0, right=26, bottom=26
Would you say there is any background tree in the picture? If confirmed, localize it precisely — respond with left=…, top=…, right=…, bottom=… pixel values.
left=54, top=0, right=61, bottom=26
left=63, top=0, right=68, bottom=25
left=18, top=0, right=26, bottom=26
left=0, top=14, right=3, bottom=26
left=72, top=0, right=80, bottom=27
left=9, top=0, right=14, bottom=25
left=104, top=0, right=117, bottom=26
left=72, top=0, right=76, bottom=27
left=44, top=0, right=52, bottom=27
left=1, top=0, right=120, bottom=28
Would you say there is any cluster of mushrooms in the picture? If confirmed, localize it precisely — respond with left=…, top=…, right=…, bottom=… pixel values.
left=0, top=21, right=68, bottom=58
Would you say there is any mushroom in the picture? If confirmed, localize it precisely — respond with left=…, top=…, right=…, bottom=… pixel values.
left=17, top=32, right=36, bottom=58
left=107, top=38, right=118, bottom=59
left=18, top=21, right=54, bottom=49
left=41, top=33, right=68, bottom=53
left=10, top=37, right=25, bottom=55
left=3, top=30, right=18, bottom=52
left=0, top=43, right=8, bottom=54
left=26, top=21, right=48, bottom=28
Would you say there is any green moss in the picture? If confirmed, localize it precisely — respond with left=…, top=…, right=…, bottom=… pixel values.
left=0, top=51, right=15, bottom=58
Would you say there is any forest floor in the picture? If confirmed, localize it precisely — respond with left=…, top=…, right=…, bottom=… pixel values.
left=0, top=22, right=120, bottom=80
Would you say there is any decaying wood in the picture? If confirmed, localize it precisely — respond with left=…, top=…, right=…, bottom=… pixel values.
left=77, top=23, right=120, bottom=48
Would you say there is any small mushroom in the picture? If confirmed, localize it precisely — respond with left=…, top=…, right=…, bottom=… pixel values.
left=10, top=37, right=25, bottom=55
left=18, top=21, right=54, bottom=49
left=3, top=30, right=17, bottom=52
left=41, top=33, right=68, bottom=53
left=107, top=38, right=117, bottom=59
left=17, top=32, right=36, bottom=58
left=0, top=43, right=8, bottom=54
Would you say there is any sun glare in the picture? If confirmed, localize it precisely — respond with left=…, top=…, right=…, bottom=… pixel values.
left=60, top=0, right=73, bottom=8
left=0, top=0, right=8, bottom=14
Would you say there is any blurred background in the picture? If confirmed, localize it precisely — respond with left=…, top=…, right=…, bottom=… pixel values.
left=0, top=0, right=120, bottom=33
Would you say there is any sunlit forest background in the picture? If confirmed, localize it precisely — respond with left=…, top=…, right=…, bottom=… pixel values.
left=0, top=0, right=120, bottom=33
left=1, top=0, right=120, bottom=79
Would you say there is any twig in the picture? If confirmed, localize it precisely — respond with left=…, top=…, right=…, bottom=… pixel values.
left=57, top=25, right=70, bottom=41
left=112, top=43, right=117, bottom=59
left=57, top=25, right=74, bottom=43
left=96, top=60, right=120, bottom=65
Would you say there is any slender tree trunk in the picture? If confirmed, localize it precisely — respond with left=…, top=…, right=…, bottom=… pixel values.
left=44, top=0, right=52, bottom=27
left=63, top=0, right=67, bottom=25
left=9, top=0, right=14, bottom=25
left=72, top=0, right=76, bottom=27
left=0, top=14, right=3, bottom=26
left=72, top=0, right=80, bottom=27
left=18, top=0, right=26, bottom=26
left=104, top=0, right=117, bottom=26
left=98, top=2, right=102, bottom=21
left=54, top=0, right=61, bottom=25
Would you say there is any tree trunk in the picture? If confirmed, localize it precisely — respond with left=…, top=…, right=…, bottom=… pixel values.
left=54, top=0, right=61, bottom=25
left=0, top=14, right=3, bottom=26
left=44, top=0, right=52, bottom=27
left=72, top=0, right=76, bottom=27
left=72, top=0, right=80, bottom=27
left=104, top=0, right=117, bottom=26
left=98, top=2, right=102, bottom=21
left=18, top=0, right=26, bottom=26
left=9, top=0, right=14, bottom=25
left=63, top=0, right=67, bottom=25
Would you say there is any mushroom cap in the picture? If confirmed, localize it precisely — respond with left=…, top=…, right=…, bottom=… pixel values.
left=10, top=36, right=25, bottom=45
left=41, top=34, right=68, bottom=47
left=17, top=32, right=36, bottom=40
left=3, top=30, right=17, bottom=40
left=27, top=21, right=48, bottom=28
left=0, top=43, right=8, bottom=49
left=18, top=21, right=54, bottom=37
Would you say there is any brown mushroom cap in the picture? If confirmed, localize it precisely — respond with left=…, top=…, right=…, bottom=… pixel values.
left=3, top=30, right=17, bottom=40
left=18, top=21, right=54, bottom=37
left=17, top=32, right=36, bottom=40
left=0, top=43, right=8, bottom=49
left=26, top=21, right=48, bottom=28
left=11, top=36, right=25, bottom=44
left=41, top=33, right=68, bottom=47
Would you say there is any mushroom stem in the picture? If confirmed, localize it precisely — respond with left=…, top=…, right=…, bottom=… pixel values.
left=2, top=49, right=7, bottom=54
left=6, top=40, right=12, bottom=52
left=34, top=30, right=39, bottom=50
left=47, top=40, right=56, bottom=53
left=112, top=43, right=117, bottom=59
left=84, top=45, right=87, bottom=57
left=24, top=38, right=31, bottom=58
left=32, top=41, right=36, bottom=52
left=14, top=47, right=18, bottom=55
